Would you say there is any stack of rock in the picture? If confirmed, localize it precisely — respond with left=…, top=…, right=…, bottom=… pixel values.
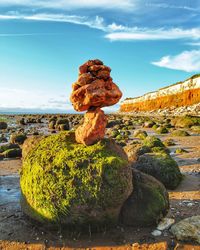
left=70, top=59, right=122, bottom=145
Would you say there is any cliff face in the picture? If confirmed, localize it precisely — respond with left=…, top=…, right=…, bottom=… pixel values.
left=120, top=75, right=200, bottom=113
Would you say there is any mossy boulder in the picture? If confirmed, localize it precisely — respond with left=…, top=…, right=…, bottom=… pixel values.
left=55, top=119, right=70, bottom=130
left=163, top=139, right=176, bottom=146
left=10, top=133, right=27, bottom=145
left=0, top=135, right=8, bottom=143
left=20, top=132, right=132, bottom=227
left=151, top=146, right=170, bottom=155
left=172, top=115, right=200, bottom=128
left=124, top=143, right=151, bottom=162
left=143, top=121, right=155, bottom=128
left=0, top=143, right=20, bottom=153
left=17, top=118, right=26, bottom=125
left=134, top=153, right=182, bottom=189
left=3, top=148, right=22, bottom=158
left=133, top=130, right=148, bottom=140
left=156, top=126, right=169, bottom=134
left=175, top=148, right=188, bottom=154
left=48, top=120, right=56, bottom=130
left=120, top=169, right=169, bottom=226
left=170, top=130, right=190, bottom=137
left=191, top=126, right=200, bottom=134
left=0, top=122, right=8, bottom=130
left=142, top=136, right=165, bottom=148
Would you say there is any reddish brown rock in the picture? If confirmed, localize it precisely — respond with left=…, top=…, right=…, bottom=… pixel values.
left=75, top=108, right=107, bottom=145
left=71, top=59, right=122, bottom=145
left=71, top=79, right=122, bottom=112
left=77, top=73, right=94, bottom=86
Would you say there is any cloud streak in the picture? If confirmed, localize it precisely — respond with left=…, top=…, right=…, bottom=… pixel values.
left=0, top=0, right=135, bottom=10
left=152, top=50, right=200, bottom=72
left=105, top=28, right=200, bottom=41
left=1, top=13, right=200, bottom=43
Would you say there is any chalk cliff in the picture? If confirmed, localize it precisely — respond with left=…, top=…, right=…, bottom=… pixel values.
left=120, top=74, right=200, bottom=115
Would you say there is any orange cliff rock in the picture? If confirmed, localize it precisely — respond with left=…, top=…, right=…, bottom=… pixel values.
left=120, top=75, right=200, bottom=113
left=70, top=59, right=122, bottom=145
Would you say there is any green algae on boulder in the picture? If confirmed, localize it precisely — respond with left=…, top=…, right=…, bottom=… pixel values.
left=133, top=130, right=148, bottom=140
left=20, top=131, right=132, bottom=227
left=170, top=130, right=190, bottom=137
left=142, top=136, right=165, bottom=148
left=120, top=169, right=169, bottom=226
left=134, top=153, right=182, bottom=189
left=172, top=115, right=200, bottom=128
left=3, top=148, right=22, bottom=158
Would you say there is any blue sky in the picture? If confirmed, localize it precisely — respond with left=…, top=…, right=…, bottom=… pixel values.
left=0, top=0, right=200, bottom=112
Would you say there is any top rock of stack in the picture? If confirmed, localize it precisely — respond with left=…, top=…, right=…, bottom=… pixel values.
left=70, top=59, right=122, bottom=112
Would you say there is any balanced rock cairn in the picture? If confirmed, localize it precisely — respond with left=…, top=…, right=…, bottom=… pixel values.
left=70, top=59, right=122, bottom=145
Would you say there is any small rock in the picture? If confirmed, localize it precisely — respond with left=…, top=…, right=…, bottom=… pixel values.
left=151, top=229, right=162, bottom=236
left=157, top=218, right=175, bottom=231
left=170, top=216, right=200, bottom=244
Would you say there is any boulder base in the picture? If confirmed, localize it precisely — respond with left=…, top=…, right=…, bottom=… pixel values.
left=20, top=132, right=132, bottom=227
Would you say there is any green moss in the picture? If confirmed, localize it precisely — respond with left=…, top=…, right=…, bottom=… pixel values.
left=191, top=126, right=200, bottom=134
left=173, top=115, right=200, bottom=128
left=3, top=148, right=22, bottom=158
left=152, top=124, right=159, bottom=130
left=20, top=132, right=132, bottom=227
left=156, top=126, right=169, bottom=134
left=120, top=170, right=169, bottom=226
left=151, top=146, right=170, bottom=155
left=163, top=139, right=176, bottom=146
left=134, top=153, right=182, bottom=189
left=142, top=136, right=165, bottom=148
left=0, top=143, right=20, bottom=153
left=175, top=148, right=188, bottom=154
left=171, top=130, right=190, bottom=137
left=133, top=130, right=148, bottom=140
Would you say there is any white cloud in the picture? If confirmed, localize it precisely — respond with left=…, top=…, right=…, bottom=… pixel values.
left=105, top=28, right=200, bottom=41
left=0, top=13, right=108, bottom=31
left=187, top=42, right=200, bottom=46
left=0, top=87, right=72, bottom=110
left=0, top=0, right=135, bottom=10
left=152, top=50, right=200, bottom=72
left=146, top=3, right=198, bottom=12
left=1, top=13, right=200, bottom=43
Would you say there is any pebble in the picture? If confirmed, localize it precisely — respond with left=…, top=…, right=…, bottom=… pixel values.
left=157, top=218, right=175, bottom=231
left=151, top=230, right=162, bottom=237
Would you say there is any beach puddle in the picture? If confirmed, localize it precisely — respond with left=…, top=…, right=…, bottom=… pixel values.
left=0, top=175, right=20, bottom=206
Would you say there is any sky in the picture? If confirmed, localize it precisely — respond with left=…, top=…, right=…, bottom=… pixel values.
left=0, top=0, right=200, bottom=113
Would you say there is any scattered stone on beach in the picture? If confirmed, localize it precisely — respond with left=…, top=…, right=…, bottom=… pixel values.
left=170, top=216, right=200, bottom=244
left=0, top=121, right=8, bottom=130
left=151, top=230, right=162, bottom=237
left=70, top=59, right=122, bottom=145
left=157, top=217, right=175, bottom=231
left=10, top=133, right=27, bottom=145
